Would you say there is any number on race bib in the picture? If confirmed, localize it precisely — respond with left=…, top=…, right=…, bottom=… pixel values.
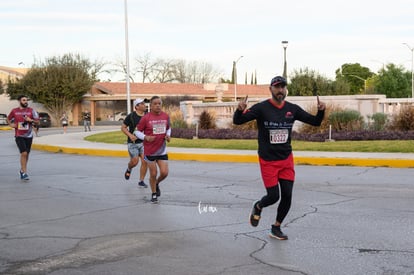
left=17, top=122, right=29, bottom=130
left=153, top=123, right=166, bottom=134
left=269, top=129, right=289, bottom=144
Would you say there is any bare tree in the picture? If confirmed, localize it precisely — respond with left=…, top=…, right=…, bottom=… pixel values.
left=112, top=52, right=223, bottom=84
left=172, top=59, right=187, bottom=83
left=198, top=61, right=221, bottom=84
left=170, top=60, right=222, bottom=84
left=187, top=61, right=199, bottom=83
left=110, top=57, right=137, bottom=82
left=89, top=58, right=111, bottom=82
left=153, top=58, right=177, bottom=83
left=135, top=52, right=159, bottom=83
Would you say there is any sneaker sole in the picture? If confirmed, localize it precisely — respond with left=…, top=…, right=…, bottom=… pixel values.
left=20, top=174, right=29, bottom=181
left=249, top=200, right=261, bottom=227
left=124, top=170, right=131, bottom=180
left=269, top=233, right=288, bottom=240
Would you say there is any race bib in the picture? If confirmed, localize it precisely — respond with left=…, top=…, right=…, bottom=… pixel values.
left=153, top=123, right=166, bottom=134
left=17, top=122, right=29, bottom=130
left=269, top=129, right=289, bottom=144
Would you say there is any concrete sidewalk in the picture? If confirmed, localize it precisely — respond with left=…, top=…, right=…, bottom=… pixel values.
left=30, top=128, right=414, bottom=168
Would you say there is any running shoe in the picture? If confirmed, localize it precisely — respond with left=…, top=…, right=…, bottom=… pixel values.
left=138, top=180, right=148, bottom=188
left=124, top=169, right=131, bottom=180
left=249, top=200, right=261, bottom=227
left=151, top=193, right=158, bottom=203
left=156, top=184, right=161, bottom=197
left=269, top=225, right=288, bottom=240
left=20, top=171, right=29, bottom=181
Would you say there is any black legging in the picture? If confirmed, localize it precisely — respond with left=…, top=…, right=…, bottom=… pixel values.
left=258, top=179, right=294, bottom=224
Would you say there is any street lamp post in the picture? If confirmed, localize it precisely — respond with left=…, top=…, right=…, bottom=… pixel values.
left=347, top=75, right=367, bottom=94
left=340, top=65, right=367, bottom=93
left=403, top=43, right=414, bottom=98
left=233, top=55, right=243, bottom=102
left=282, top=41, right=288, bottom=79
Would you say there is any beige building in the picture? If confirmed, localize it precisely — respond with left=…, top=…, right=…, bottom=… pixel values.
left=0, top=66, right=47, bottom=118
left=75, top=82, right=269, bottom=125
left=0, top=66, right=28, bottom=82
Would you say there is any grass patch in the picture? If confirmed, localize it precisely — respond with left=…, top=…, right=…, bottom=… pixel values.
left=169, top=138, right=258, bottom=150
left=291, top=140, right=414, bottom=153
left=85, top=131, right=125, bottom=144
left=85, top=131, right=414, bottom=153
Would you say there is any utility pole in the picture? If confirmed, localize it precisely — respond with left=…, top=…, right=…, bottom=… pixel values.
left=124, top=0, right=131, bottom=113
left=282, top=41, right=288, bottom=80
left=403, top=43, right=414, bottom=98
left=233, top=56, right=243, bottom=102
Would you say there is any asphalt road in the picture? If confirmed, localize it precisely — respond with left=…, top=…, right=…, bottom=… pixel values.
left=0, top=129, right=413, bottom=275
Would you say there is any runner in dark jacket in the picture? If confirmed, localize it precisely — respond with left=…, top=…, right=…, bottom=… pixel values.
left=233, top=76, right=326, bottom=240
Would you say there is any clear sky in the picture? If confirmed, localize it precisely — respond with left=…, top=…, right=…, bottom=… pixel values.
left=1, top=0, right=413, bottom=84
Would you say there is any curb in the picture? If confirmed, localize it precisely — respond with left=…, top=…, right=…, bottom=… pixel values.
left=31, top=144, right=414, bottom=168
left=0, top=126, right=12, bottom=131
left=295, top=156, right=414, bottom=168
left=32, top=144, right=128, bottom=158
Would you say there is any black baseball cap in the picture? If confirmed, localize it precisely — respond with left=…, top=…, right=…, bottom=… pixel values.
left=270, top=76, right=287, bottom=87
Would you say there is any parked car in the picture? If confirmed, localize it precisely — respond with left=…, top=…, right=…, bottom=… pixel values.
left=0, top=113, right=7, bottom=125
left=38, top=112, right=52, bottom=127
left=114, top=112, right=127, bottom=121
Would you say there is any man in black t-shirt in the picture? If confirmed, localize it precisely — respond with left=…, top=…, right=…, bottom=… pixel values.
left=83, top=110, right=91, bottom=132
left=233, top=76, right=326, bottom=240
left=121, top=98, right=148, bottom=187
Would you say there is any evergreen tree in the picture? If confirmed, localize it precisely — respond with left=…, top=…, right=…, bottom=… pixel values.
left=373, top=63, right=411, bottom=98
left=0, top=79, right=4, bottom=95
left=254, top=70, right=257, bottom=85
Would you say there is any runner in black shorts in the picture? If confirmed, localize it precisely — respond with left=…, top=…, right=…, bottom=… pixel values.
left=233, top=76, right=326, bottom=240
left=15, top=136, right=33, bottom=153
left=144, top=155, right=168, bottom=162
left=135, top=96, right=171, bottom=203
left=7, top=95, right=40, bottom=181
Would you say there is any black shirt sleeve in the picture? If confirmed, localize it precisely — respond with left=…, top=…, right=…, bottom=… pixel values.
left=294, top=106, right=325, bottom=126
left=233, top=104, right=261, bottom=125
